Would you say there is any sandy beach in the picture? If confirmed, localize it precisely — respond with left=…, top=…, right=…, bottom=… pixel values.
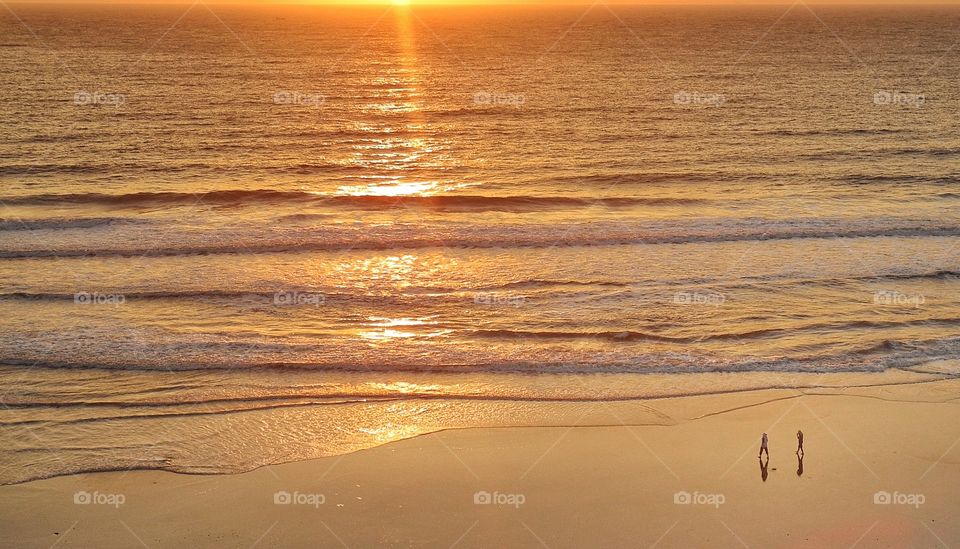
left=2, top=377, right=958, bottom=548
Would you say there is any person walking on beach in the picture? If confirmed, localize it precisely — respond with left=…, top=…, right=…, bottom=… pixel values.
left=796, top=429, right=804, bottom=455
left=758, top=432, right=769, bottom=458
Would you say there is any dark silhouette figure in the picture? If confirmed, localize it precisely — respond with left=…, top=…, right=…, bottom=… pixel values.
left=759, top=455, right=769, bottom=482
left=796, top=452, right=804, bottom=477
left=796, top=430, right=804, bottom=455
left=758, top=432, right=769, bottom=458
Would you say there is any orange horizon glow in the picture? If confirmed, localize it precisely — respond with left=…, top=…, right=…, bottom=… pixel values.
left=7, top=0, right=960, bottom=5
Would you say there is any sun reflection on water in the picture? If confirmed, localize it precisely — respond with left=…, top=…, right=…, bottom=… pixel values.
left=360, top=328, right=419, bottom=340
left=368, top=317, right=430, bottom=327
left=367, top=381, right=444, bottom=394
left=337, top=180, right=439, bottom=196
left=357, top=424, right=421, bottom=443
left=360, top=316, right=451, bottom=341
left=336, top=6, right=457, bottom=200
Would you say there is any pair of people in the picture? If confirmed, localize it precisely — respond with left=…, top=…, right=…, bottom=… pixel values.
left=758, top=430, right=804, bottom=457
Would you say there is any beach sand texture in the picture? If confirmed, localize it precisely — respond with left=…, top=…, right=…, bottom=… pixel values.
left=2, top=378, right=958, bottom=548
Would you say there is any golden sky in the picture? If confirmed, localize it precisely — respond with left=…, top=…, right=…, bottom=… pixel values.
left=9, top=0, right=960, bottom=4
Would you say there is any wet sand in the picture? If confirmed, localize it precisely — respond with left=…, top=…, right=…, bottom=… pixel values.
left=2, top=378, right=959, bottom=548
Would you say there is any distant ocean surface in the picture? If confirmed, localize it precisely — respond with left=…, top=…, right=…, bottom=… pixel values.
left=1, top=4, right=959, bottom=484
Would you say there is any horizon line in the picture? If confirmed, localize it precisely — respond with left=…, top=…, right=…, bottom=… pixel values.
left=6, top=0, right=960, bottom=5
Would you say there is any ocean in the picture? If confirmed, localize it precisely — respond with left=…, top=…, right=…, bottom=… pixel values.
left=1, top=3, right=959, bottom=484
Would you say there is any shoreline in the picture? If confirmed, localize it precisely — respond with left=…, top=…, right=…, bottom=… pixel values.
left=3, top=378, right=960, bottom=547
left=0, top=367, right=955, bottom=487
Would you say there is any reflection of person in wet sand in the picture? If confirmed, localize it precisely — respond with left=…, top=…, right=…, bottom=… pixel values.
left=796, top=452, right=804, bottom=477
left=796, top=430, right=804, bottom=455
left=758, top=432, right=769, bottom=458
left=759, top=455, right=769, bottom=482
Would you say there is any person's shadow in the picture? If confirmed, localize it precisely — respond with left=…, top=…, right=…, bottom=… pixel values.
left=796, top=452, right=804, bottom=478
left=759, top=455, right=769, bottom=482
